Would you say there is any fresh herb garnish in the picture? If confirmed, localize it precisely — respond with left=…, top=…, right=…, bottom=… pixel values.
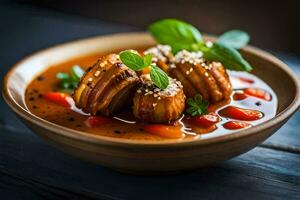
left=143, top=54, right=153, bottom=67
left=56, top=65, right=84, bottom=92
left=119, top=51, right=169, bottom=89
left=217, top=30, right=250, bottom=49
left=148, top=19, right=202, bottom=53
left=119, top=51, right=145, bottom=70
left=202, top=42, right=252, bottom=71
left=186, top=94, right=209, bottom=116
left=148, top=19, right=252, bottom=72
left=150, top=65, right=169, bottom=89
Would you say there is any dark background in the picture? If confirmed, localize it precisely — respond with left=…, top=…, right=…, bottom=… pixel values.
left=6, top=0, right=300, bottom=55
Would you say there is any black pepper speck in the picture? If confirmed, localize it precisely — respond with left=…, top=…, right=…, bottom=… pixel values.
left=37, top=76, right=45, bottom=81
left=68, top=117, right=75, bottom=122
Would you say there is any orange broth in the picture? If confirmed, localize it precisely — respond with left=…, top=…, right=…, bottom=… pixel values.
left=25, top=53, right=278, bottom=140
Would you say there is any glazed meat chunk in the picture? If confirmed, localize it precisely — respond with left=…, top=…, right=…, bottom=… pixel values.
left=73, top=54, right=139, bottom=115
left=169, top=50, right=232, bottom=103
left=133, top=75, right=185, bottom=123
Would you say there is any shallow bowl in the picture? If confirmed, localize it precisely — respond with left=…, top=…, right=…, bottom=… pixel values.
left=2, top=33, right=300, bottom=174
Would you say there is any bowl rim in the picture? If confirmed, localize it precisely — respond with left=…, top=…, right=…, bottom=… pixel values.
left=2, top=32, right=300, bottom=148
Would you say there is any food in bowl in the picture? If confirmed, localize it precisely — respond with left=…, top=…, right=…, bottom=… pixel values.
left=25, top=19, right=277, bottom=140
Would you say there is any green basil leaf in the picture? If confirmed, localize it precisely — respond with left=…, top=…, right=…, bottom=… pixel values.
left=203, top=43, right=252, bottom=72
left=57, top=65, right=84, bottom=92
left=143, top=54, right=152, bottom=67
left=217, top=30, right=250, bottom=49
left=56, top=72, right=69, bottom=80
left=71, top=65, right=85, bottom=80
left=61, top=80, right=71, bottom=89
left=119, top=51, right=145, bottom=70
left=148, top=19, right=202, bottom=53
left=186, top=94, right=208, bottom=116
left=171, top=42, right=196, bottom=54
left=150, top=65, right=169, bottom=89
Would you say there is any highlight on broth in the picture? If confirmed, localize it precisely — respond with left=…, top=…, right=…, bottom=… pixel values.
left=25, top=19, right=277, bottom=140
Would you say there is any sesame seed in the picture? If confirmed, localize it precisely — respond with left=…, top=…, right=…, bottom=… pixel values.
left=189, top=68, right=193, bottom=72
left=137, top=89, right=142, bottom=93
left=88, top=77, right=93, bottom=82
left=215, top=62, right=222, bottom=67
left=174, top=50, right=204, bottom=65
left=170, top=64, right=176, bottom=68
left=153, top=103, right=157, bottom=107
left=94, top=70, right=100, bottom=77
left=186, top=71, right=190, bottom=75
left=144, top=45, right=172, bottom=63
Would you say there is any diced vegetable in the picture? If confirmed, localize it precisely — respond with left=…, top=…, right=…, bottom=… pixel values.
left=188, top=113, right=220, bottom=127
left=85, top=116, right=109, bottom=127
left=143, top=124, right=184, bottom=139
left=223, top=121, right=251, bottom=130
left=244, top=88, right=272, bottom=101
left=43, top=92, right=72, bottom=107
left=220, top=106, right=263, bottom=121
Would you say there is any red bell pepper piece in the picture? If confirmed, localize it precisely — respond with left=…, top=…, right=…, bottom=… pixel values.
left=223, top=121, right=251, bottom=130
left=85, top=116, right=109, bottom=127
left=143, top=124, right=184, bottom=139
left=220, top=106, right=263, bottom=121
left=188, top=113, right=220, bottom=128
left=44, top=92, right=72, bottom=107
left=233, top=91, right=248, bottom=101
left=244, top=88, right=272, bottom=101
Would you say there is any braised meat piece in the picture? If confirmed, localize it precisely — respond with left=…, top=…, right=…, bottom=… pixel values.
left=133, top=75, right=185, bottom=123
left=73, top=54, right=139, bottom=115
left=169, top=50, right=232, bottom=103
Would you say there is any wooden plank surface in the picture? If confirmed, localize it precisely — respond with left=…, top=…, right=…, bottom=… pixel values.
left=1, top=127, right=300, bottom=200
left=0, top=3, right=300, bottom=199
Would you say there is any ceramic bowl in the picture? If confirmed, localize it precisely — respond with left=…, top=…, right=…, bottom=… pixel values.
left=2, top=33, right=300, bottom=174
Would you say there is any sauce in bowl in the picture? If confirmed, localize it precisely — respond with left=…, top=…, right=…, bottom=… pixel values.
left=25, top=53, right=278, bottom=140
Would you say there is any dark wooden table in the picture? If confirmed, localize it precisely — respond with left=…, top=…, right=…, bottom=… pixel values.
left=1, top=3, right=299, bottom=200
